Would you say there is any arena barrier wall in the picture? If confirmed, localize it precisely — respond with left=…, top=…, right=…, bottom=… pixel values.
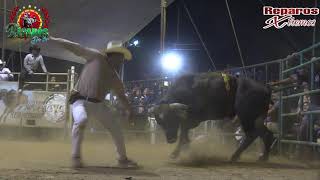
left=0, top=66, right=76, bottom=138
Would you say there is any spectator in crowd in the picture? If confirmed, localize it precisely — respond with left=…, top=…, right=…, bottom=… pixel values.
left=0, top=59, right=13, bottom=81
left=269, top=68, right=309, bottom=89
left=132, top=84, right=141, bottom=95
left=131, top=89, right=144, bottom=114
left=141, top=88, right=155, bottom=107
left=310, top=79, right=320, bottom=144
left=297, top=82, right=311, bottom=140
left=129, top=87, right=147, bottom=132
left=19, top=45, right=48, bottom=91
left=49, top=76, right=61, bottom=91
left=270, top=67, right=310, bottom=114
left=123, top=80, right=174, bottom=131
left=315, top=72, right=319, bottom=89
left=265, top=93, right=280, bottom=134
left=235, top=72, right=241, bottom=78
left=295, top=82, right=315, bottom=158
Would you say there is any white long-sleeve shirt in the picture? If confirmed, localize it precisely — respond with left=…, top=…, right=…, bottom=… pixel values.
left=0, top=68, right=13, bottom=81
left=24, top=54, right=47, bottom=73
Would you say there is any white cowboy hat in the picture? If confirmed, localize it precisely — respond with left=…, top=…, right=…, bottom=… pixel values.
left=102, top=41, right=132, bottom=60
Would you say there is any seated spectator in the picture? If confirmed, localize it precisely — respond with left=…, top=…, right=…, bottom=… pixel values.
left=0, top=59, right=13, bottom=81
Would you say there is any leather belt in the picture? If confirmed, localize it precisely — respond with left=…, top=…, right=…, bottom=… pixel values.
left=75, top=96, right=101, bottom=103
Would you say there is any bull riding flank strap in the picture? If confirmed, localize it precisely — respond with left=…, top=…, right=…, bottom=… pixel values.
left=221, top=73, right=231, bottom=92
left=221, top=73, right=237, bottom=117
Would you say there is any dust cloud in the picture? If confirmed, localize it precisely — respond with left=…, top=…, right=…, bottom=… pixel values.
left=0, top=126, right=317, bottom=179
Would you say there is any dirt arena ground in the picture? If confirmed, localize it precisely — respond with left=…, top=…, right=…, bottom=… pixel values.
left=0, top=132, right=318, bottom=180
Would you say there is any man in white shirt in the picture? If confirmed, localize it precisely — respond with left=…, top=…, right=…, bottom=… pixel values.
left=18, top=45, right=47, bottom=91
left=0, top=59, right=13, bottom=81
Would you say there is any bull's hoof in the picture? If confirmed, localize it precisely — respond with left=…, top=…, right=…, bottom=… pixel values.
left=229, top=155, right=240, bottom=163
left=257, top=154, right=269, bottom=162
left=180, top=143, right=190, bottom=152
left=169, top=152, right=179, bottom=159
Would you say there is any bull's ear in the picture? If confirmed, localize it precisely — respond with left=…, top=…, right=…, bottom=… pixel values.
left=169, top=103, right=188, bottom=111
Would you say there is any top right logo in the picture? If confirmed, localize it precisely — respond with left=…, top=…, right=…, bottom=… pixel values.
left=263, top=6, right=319, bottom=29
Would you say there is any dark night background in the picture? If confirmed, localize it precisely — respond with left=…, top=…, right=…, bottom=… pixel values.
left=125, top=0, right=320, bottom=80
left=1, top=0, right=319, bottom=81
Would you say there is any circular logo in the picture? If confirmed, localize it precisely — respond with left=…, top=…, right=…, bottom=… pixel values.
left=44, top=94, right=66, bottom=123
left=17, top=9, right=42, bottom=29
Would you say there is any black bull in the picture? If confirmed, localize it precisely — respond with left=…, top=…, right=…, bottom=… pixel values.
left=149, top=73, right=273, bottom=162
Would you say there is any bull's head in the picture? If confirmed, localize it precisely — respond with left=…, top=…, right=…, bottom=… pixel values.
left=149, top=103, right=188, bottom=144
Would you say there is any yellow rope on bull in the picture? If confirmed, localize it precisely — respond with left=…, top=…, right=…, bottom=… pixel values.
left=221, top=73, right=230, bottom=92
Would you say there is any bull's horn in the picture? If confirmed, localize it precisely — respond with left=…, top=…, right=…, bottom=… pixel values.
left=148, top=105, right=160, bottom=114
left=148, top=107, right=155, bottom=114
left=169, top=103, right=188, bottom=110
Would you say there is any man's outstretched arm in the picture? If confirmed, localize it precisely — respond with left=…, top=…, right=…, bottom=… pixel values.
left=269, top=77, right=296, bottom=86
left=39, top=56, right=47, bottom=73
left=49, top=36, right=105, bottom=62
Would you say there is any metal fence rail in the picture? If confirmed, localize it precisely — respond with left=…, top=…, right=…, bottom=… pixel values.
left=277, top=44, right=320, bottom=152
left=220, top=42, right=320, bottom=152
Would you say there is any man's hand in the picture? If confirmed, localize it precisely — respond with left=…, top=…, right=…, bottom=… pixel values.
left=28, top=70, right=34, bottom=75
left=268, top=82, right=276, bottom=86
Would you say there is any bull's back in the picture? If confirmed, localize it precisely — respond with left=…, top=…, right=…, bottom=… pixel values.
left=164, top=73, right=234, bottom=120
left=235, top=78, right=271, bottom=114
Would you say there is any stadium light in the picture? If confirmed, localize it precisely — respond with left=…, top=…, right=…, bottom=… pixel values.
left=133, top=40, right=139, bottom=46
left=161, top=52, right=183, bottom=73
left=129, top=39, right=140, bottom=47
